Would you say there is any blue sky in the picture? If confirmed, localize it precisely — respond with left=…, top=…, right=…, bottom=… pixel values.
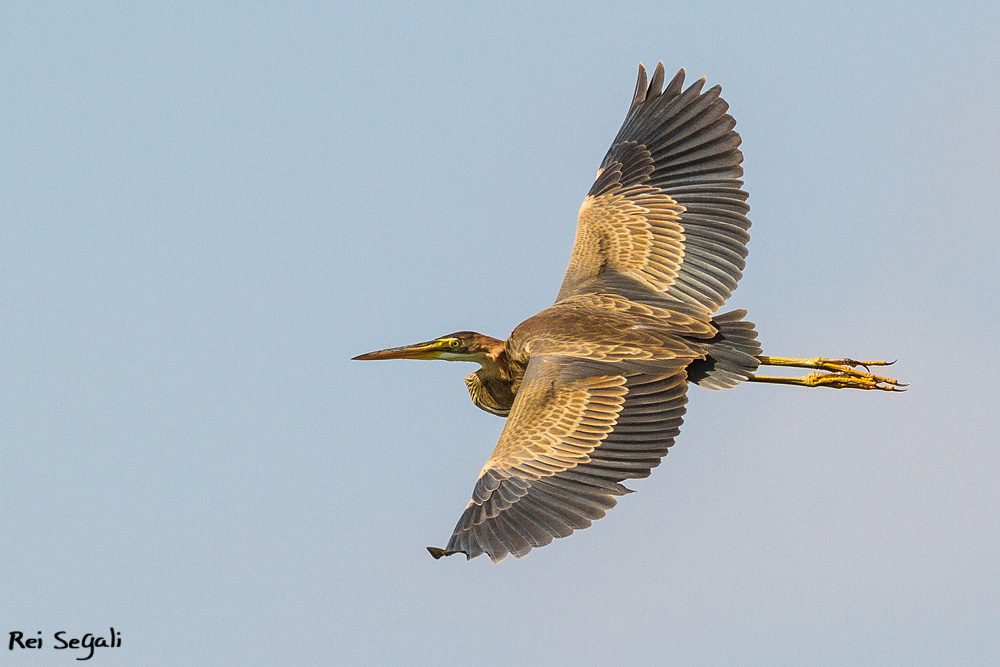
left=2, top=2, right=998, bottom=665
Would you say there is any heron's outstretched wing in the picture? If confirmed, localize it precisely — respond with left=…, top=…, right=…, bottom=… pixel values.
left=556, top=62, right=750, bottom=314
left=433, top=355, right=687, bottom=563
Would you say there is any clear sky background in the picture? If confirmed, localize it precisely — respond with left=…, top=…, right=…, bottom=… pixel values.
left=2, top=2, right=999, bottom=665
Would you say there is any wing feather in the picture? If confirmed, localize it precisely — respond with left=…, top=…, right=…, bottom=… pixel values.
left=437, top=355, right=688, bottom=562
left=557, top=62, right=751, bottom=313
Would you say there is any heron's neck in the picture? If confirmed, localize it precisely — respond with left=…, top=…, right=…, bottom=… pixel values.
left=465, top=337, right=524, bottom=417
left=476, top=336, right=514, bottom=381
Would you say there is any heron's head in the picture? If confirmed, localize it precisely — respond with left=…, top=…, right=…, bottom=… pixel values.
left=353, top=331, right=503, bottom=363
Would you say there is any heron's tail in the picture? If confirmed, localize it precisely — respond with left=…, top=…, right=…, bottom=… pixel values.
left=687, top=309, right=761, bottom=389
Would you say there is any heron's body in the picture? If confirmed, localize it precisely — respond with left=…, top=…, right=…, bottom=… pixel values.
left=355, top=63, right=904, bottom=563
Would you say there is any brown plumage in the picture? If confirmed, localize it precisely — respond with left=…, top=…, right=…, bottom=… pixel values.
left=354, top=62, right=904, bottom=563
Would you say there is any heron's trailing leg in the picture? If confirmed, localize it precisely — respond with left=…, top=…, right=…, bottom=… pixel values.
left=748, top=356, right=906, bottom=391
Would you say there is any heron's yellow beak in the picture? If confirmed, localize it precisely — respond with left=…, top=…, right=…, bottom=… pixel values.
left=352, top=338, right=456, bottom=361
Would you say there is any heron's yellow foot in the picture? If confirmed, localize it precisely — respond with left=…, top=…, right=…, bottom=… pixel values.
left=758, top=356, right=896, bottom=373
left=750, top=356, right=906, bottom=391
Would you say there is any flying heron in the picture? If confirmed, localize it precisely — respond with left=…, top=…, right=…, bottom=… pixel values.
left=354, top=63, right=904, bottom=563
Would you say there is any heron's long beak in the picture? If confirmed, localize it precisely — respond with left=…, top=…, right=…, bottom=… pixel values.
left=352, top=339, right=451, bottom=361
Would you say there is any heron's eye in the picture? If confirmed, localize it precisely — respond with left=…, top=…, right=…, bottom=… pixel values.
left=449, top=339, right=461, bottom=348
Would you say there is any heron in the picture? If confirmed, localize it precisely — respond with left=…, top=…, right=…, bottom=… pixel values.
left=354, top=63, right=904, bottom=563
